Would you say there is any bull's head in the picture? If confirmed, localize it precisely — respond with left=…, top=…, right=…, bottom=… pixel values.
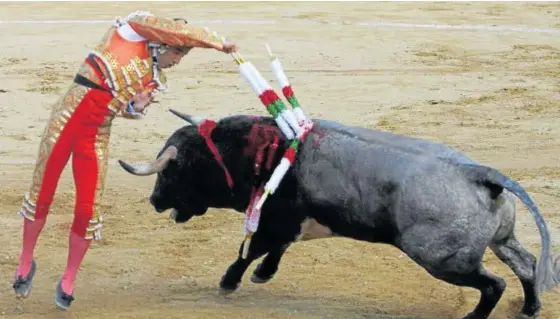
left=118, top=109, right=231, bottom=223
left=118, top=109, right=288, bottom=224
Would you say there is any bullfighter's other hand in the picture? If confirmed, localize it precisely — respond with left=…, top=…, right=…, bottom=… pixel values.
left=221, top=39, right=238, bottom=53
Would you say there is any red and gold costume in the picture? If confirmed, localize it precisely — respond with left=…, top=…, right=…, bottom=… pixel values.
left=14, top=11, right=228, bottom=305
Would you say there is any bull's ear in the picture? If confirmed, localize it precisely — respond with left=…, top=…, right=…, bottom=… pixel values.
left=169, top=109, right=206, bottom=126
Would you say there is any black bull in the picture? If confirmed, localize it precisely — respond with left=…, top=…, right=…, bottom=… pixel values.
left=118, top=110, right=560, bottom=319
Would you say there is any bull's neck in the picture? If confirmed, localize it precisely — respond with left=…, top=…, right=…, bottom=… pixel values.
left=220, top=121, right=288, bottom=212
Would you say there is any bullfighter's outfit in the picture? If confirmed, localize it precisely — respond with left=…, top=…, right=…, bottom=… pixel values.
left=12, top=11, right=230, bottom=310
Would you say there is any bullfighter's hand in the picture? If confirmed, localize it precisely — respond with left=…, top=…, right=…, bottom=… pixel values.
left=131, top=89, right=154, bottom=113
left=221, top=39, right=238, bottom=53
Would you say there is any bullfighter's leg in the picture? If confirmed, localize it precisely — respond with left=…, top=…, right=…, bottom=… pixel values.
left=13, top=85, right=89, bottom=299
left=251, top=243, right=291, bottom=284
left=399, top=226, right=505, bottom=319
left=55, top=98, right=112, bottom=310
left=219, top=232, right=276, bottom=294
left=490, top=235, right=540, bottom=317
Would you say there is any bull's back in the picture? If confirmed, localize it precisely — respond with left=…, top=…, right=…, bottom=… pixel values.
left=294, top=129, right=495, bottom=243
left=314, top=119, right=478, bottom=165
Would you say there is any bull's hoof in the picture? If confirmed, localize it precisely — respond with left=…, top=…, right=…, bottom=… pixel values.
left=218, top=275, right=240, bottom=295
left=521, top=300, right=541, bottom=319
left=251, top=263, right=276, bottom=284
left=250, top=273, right=273, bottom=284
left=218, top=281, right=239, bottom=296
left=218, top=287, right=237, bottom=296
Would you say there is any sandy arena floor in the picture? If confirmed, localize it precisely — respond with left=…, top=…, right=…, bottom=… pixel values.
left=1, top=2, right=559, bottom=319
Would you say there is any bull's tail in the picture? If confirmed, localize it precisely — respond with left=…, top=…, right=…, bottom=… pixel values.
left=459, top=163, right=560, bottom=292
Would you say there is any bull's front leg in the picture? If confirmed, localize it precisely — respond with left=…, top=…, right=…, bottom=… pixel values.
left=219, top=231, right=272, bottom=294
left=251, top=243, right=291, bottom=284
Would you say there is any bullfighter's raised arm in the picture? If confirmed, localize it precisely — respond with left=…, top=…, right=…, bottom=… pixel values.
left=126, top=15, right=227, bottom=51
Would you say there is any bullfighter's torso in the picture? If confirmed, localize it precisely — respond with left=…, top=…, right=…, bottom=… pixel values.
left=76, top=22, right=167, bottom=116
left=72, top=11, right=226, bottom=118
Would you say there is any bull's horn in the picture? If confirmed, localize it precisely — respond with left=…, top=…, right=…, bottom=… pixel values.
left=169, top=108, right=205, bottom=126
left=118, top=145, right=178, bottom=176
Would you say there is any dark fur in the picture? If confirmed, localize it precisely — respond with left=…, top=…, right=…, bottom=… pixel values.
left=121, top=115, right=560, bottom=319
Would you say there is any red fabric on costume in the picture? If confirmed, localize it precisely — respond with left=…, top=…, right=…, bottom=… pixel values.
left=17, top=86, right=113, bottom=295
left=33, top=88, right=112, bottom=234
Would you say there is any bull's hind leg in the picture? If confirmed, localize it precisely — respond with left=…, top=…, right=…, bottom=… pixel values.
left=400, top=229, right=505, bottom=319
left=490, top=236, right=540, bottom=317
left=433, top=264, right=506, bottom=319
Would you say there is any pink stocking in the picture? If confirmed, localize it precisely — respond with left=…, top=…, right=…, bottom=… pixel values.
left=60, top=231, right=92, bottom=294
left=16, top=217, right=47, bottom=277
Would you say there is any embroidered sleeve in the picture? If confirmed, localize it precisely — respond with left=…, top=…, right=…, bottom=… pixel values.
left=126, top=15, right=225, bottom=51
left=108, top=75, right=164, bottom=120
left=107, top=96, right=136, bottom=119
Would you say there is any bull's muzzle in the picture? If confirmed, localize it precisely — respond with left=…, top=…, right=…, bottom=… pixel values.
left=118, top=145, right=178, bottom=176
